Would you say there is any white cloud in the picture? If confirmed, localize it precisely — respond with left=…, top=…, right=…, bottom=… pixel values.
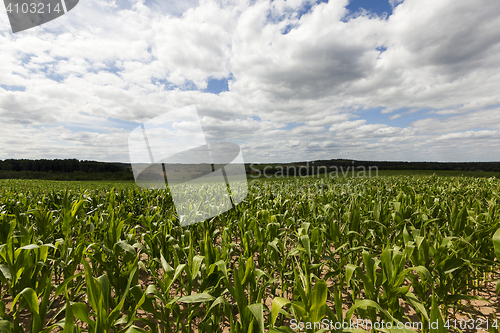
left=389, top=0, right=404, bottom=8
left=1, top=0, right=500, bottom=162
left=153, top=0, right=234, bottom=88
left=435, top=130, right=498, bottom=141
left=329, top=120, right=366, bottom=132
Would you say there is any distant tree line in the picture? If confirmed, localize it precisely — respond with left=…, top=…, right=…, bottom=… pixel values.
left=2, top=158, right=499, bottom=181
left=0, top=159, right=129, bottom=173
left=0, top=159, right=134, bottom=180
left=246, top=159, right=500, bottom=176
left=318, top=160, right=500, bottom=172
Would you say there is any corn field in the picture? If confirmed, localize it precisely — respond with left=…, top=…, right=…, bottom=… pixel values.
left=0, top=176, right=500, bottom=333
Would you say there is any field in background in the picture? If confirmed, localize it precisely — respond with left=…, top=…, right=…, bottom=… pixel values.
left=1, top=175, right=500, bottom=332
left=3, top=158, right=500, bottom=182
left=250, top=169, right=500, bottom=180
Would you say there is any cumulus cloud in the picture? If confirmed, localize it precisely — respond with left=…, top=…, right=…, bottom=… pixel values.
left=1, top=0, right=500, bottom=162
left=389, top=0, right=404, bottom=7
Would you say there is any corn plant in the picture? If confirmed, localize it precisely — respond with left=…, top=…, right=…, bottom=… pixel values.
left=0, top=176, right=499, bottom=332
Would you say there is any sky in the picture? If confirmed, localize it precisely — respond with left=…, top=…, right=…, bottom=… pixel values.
left=1, top=0, right=500, bottom=163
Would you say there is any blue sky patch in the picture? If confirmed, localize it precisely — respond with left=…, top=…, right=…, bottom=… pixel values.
left=296, top=0, right=329, bottom=20
left=45, top=72, right=65, bottom=83
left=281, top=24, right=296, bottom=35
left=152, top=78, right=199, bottom=91
left=486, top=104, right=500, bottom=110
left=282, top=122, right=305, bottom=130
left=278, top=0, right=328, bottom=34
left=151, top=78, right=175, bottom=89
left=32, top=124, right=104, bottom=134
left=21, top=54, right=34, bottom=65
left=387, top=108, right=452, bottom=128
left=203, top=77, right=230, bottom=94
left=354, top=106, right=449, bottom=129
left=104, top=117, right=141, bottom=131
left=345, top=0, right=396, bottom=19
left=0, top=85, right=26, bottom=92
left=88, top=60, right=122, bottom=75
left=67, top=125, right=106, bottom=134
left=355, top=106, right=385, bottom=124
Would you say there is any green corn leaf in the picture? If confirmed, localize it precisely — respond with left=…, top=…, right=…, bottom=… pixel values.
left=130, top=285, right=160, bottom=320
left=145, top=285, right=167, bottom=305
left=310, top=280, right=327, bottom=323
left=20, top=244, right=39, bottom=250
left=167, top=263, right=186, bottom=291
left=404, top=291, right=429, bottom=322
left=191, top=255, right=204, bottom=279
left=124, top=326, right=150, bottom=333
left=203, top=296, right=230, bottom=321
left=0, top=320, right=13, bottom=333
left=54, top=273, right=84, bottom=298
left=177, top=293, right=214, bottom=303
left=442, top=258, right=465, bottom=275
left=82, top=260, right=99, bottom=311
left=402, top=226, right=411, bottom=245
left=39, top=277, right=53, bottom=329
left=430, top=294, right=446, bottom=333
left=116, top=240, right=136, bottom=254
left=267, top=327, right=295, bottom=333
left=493, top=227, right=500, bottom=262
left=109, top=267, right=138, bottom=324
left=63, top=298, right=74, bottom=333
left=453, top=206, right=467, bottom=235
left=71, top=303, right=92, bottom=325
left=247, top=303, right=265, bottom=333
left=346, top=264, right=357, bottom=287
left=233, top=263, right=248, bottom=315
left=214, top=260, right=229, bottom=280
left=291, top=301, right=306, bottom=320
left=160, top=252, right=173, bottom=276
left=404, top=266, right=432, bottom=282
left=20, top=288, right=40, bottom=315
left=0, top=265, right=11, bottom=280
left=241, top=257, right=255, bottom=286
left=300, top=235, right=311, bottom=262
left=270, top=297, right=290, bottom=327
left=19, top=288, right=43, bottom=333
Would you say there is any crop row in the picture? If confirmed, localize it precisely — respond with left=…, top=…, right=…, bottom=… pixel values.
left=0, top=176, right=499, bottom=332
